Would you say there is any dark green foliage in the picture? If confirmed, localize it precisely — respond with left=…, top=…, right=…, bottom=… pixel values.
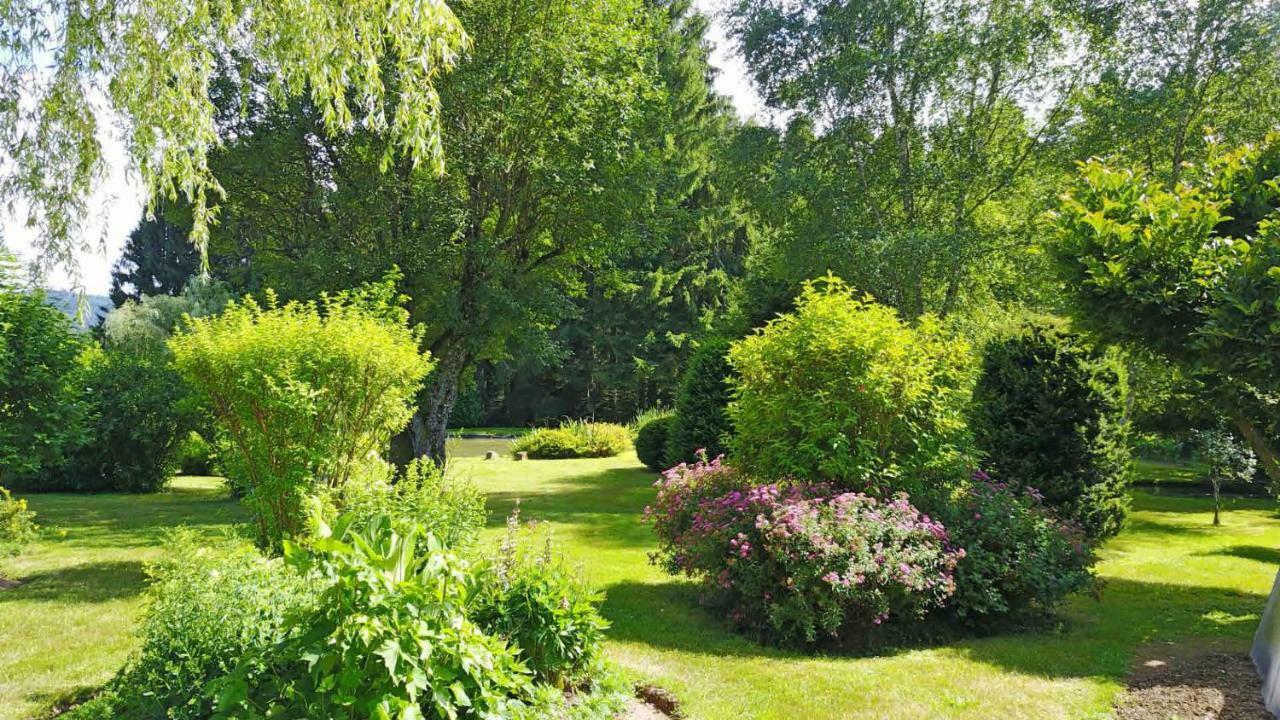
left=109, top=213, right=200, bottom=307
left=635, top=413, right=674, bottom=471
left=51, top=347, right=196, bottom=493
left=970, top=322, right=1132, bottom=540
left=176, top=431, right=216, bottom=475
left=938, top=477, right=1096, bottom=623
left=0, top=287, right=86, bottom=488
left=666, top=339, right=734, bottom=465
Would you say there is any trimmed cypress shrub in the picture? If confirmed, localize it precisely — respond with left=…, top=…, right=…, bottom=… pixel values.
left=635, top=413, right=674, bottom=471
left=970, top=320, right=1131, bottom=540
left=666, top=339, right=734, bottom=465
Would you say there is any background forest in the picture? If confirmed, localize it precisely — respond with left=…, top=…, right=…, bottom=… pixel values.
left=99, top=0, right=1280, bottom=458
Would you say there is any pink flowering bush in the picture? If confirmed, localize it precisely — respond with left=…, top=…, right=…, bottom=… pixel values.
left=939, top=472, right=1096, bottom=622
left=647, top=457, right=962, bottom=645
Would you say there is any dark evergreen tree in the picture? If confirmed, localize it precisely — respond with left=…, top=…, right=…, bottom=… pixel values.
left=109, top=214, right=200, bottom=307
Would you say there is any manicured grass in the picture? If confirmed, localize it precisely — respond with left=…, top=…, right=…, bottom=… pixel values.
left=4, top=454, right=1279, bottom=719
left=1133, top=458, right=1208, bottom=486
left=460, top=452, right=1280, bottom=719
left=0, top=477, right=246, bottom=720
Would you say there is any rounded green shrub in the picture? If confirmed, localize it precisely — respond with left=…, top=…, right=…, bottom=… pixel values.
left=938, top=472, right=1096, bottom=622
left=634, top=412, right=674, bottom=471
left=169, top=278, right=432, bottom=549
left=99, top=531, right=316, bottom=720
left=511, top=427, right=589, bottom=459
left=727, top=276, right=973, bottom=496
left=970, top=320, right=1131, bottom=539
left=666, top=338, right=734, bottom=465
left=51, top=346, right=195, bottom=493
left=511, top=421, right=631, bottom=459
left=474, top=516, right=609, bottom=685
left=210, top=515, right=533, bottom=719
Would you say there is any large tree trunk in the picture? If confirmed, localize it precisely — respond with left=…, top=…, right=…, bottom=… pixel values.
left=1233, top=413, right=1280, bottom=489
left=411, top=345, right=468, bottom=466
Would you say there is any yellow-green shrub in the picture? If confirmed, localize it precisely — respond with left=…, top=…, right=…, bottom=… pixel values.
left=511, top=420, right=632, bottom=459
left=727, top=276, right=974, bottom=496
left=169, top=278, right=432, bottom=549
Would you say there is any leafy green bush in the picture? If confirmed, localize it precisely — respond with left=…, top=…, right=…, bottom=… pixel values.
left=511, top=428, right=589, bottom=459
left=211, top=514, right=533, bottom=719
left=727, top=276, right=973, bottom=496
left=51, top=346, right=195, bottom=493
left=970, top=321, right=1131, bottom=539
left=170, top=278, right=432, bottom=548
left=176, top=431, right=217, bottom=475
left=0, top=485, right=38, bottom=556
left=938, top=473, right=1096, bottom=622
left=328, top=457, right=485, bottom=550
left=666, top=338, right=734, bottom=465
left=0, top=287, right=86, bottom=488
left=634, top=412, right=674, bottom=471
left=510, top=420, right=632, bottom=459
left=100, top=531, right=315, bottom=720
left=474, top=513, right=610, bottom=685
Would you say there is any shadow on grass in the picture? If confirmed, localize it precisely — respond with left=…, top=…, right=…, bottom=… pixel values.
left=24, top=491, right=247, bottom=550
left=0, top=560, right=148, bottom=604
left=600, top=576, right=1267, bottom=684
left=1204, top=544, right=1280, bottom=566
left=25, top=686, right=102, bottom=720
left=483, top=466, right=655, bottom=520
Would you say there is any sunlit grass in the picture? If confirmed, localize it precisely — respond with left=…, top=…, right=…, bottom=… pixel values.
left=3, top=453, right=1278, bottom=719
left=0, top=477, right=246, bottom=719
left=461, top=452, right=1280, bottom=719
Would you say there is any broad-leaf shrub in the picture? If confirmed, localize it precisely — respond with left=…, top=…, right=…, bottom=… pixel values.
left=0, top=485, right=37, bottom=556
left=211, top=515, right=533, bottom=719
left=0, top=288, right=86, bottom=488
left=728, top=276, right=973, bottom=496
left=970, top=321, right=1131, bottom=539
left=666, top=338, right=734, bottom=465
left=647, top=458, right=961, bottom=645
left=938, top=473, right=1095, bottom=622
left=53, top=346, right=196, bottom=492
left=474, top=513, right=610, bottom=685
left=170, top=280, right=432, bottom=548
left=96, top=531, right=315, bottom=720
left=634, top=411, right=674, bottom=471
left=510, top=420, right=632, bottom=459
left=328, top=457, right=485, bottom=550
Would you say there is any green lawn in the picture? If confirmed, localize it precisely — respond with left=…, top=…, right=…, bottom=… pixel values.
left=0, top=477, right=247, bottom=719
left=4, top=453, right=1279, bottom=719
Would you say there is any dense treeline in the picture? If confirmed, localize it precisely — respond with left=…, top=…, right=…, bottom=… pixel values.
left=104, top=0, right=1280, bottom=447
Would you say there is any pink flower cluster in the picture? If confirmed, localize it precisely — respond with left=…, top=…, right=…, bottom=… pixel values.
left=646, top=457, right=962, bottom=645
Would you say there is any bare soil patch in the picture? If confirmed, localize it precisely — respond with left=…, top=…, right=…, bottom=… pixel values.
left=619, top=685, right=681, bottom=719
left=1114, top=640, right=1271, bottom=720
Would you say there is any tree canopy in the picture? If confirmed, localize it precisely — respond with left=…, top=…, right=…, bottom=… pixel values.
left=1, top=0, right=468, bottom=282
